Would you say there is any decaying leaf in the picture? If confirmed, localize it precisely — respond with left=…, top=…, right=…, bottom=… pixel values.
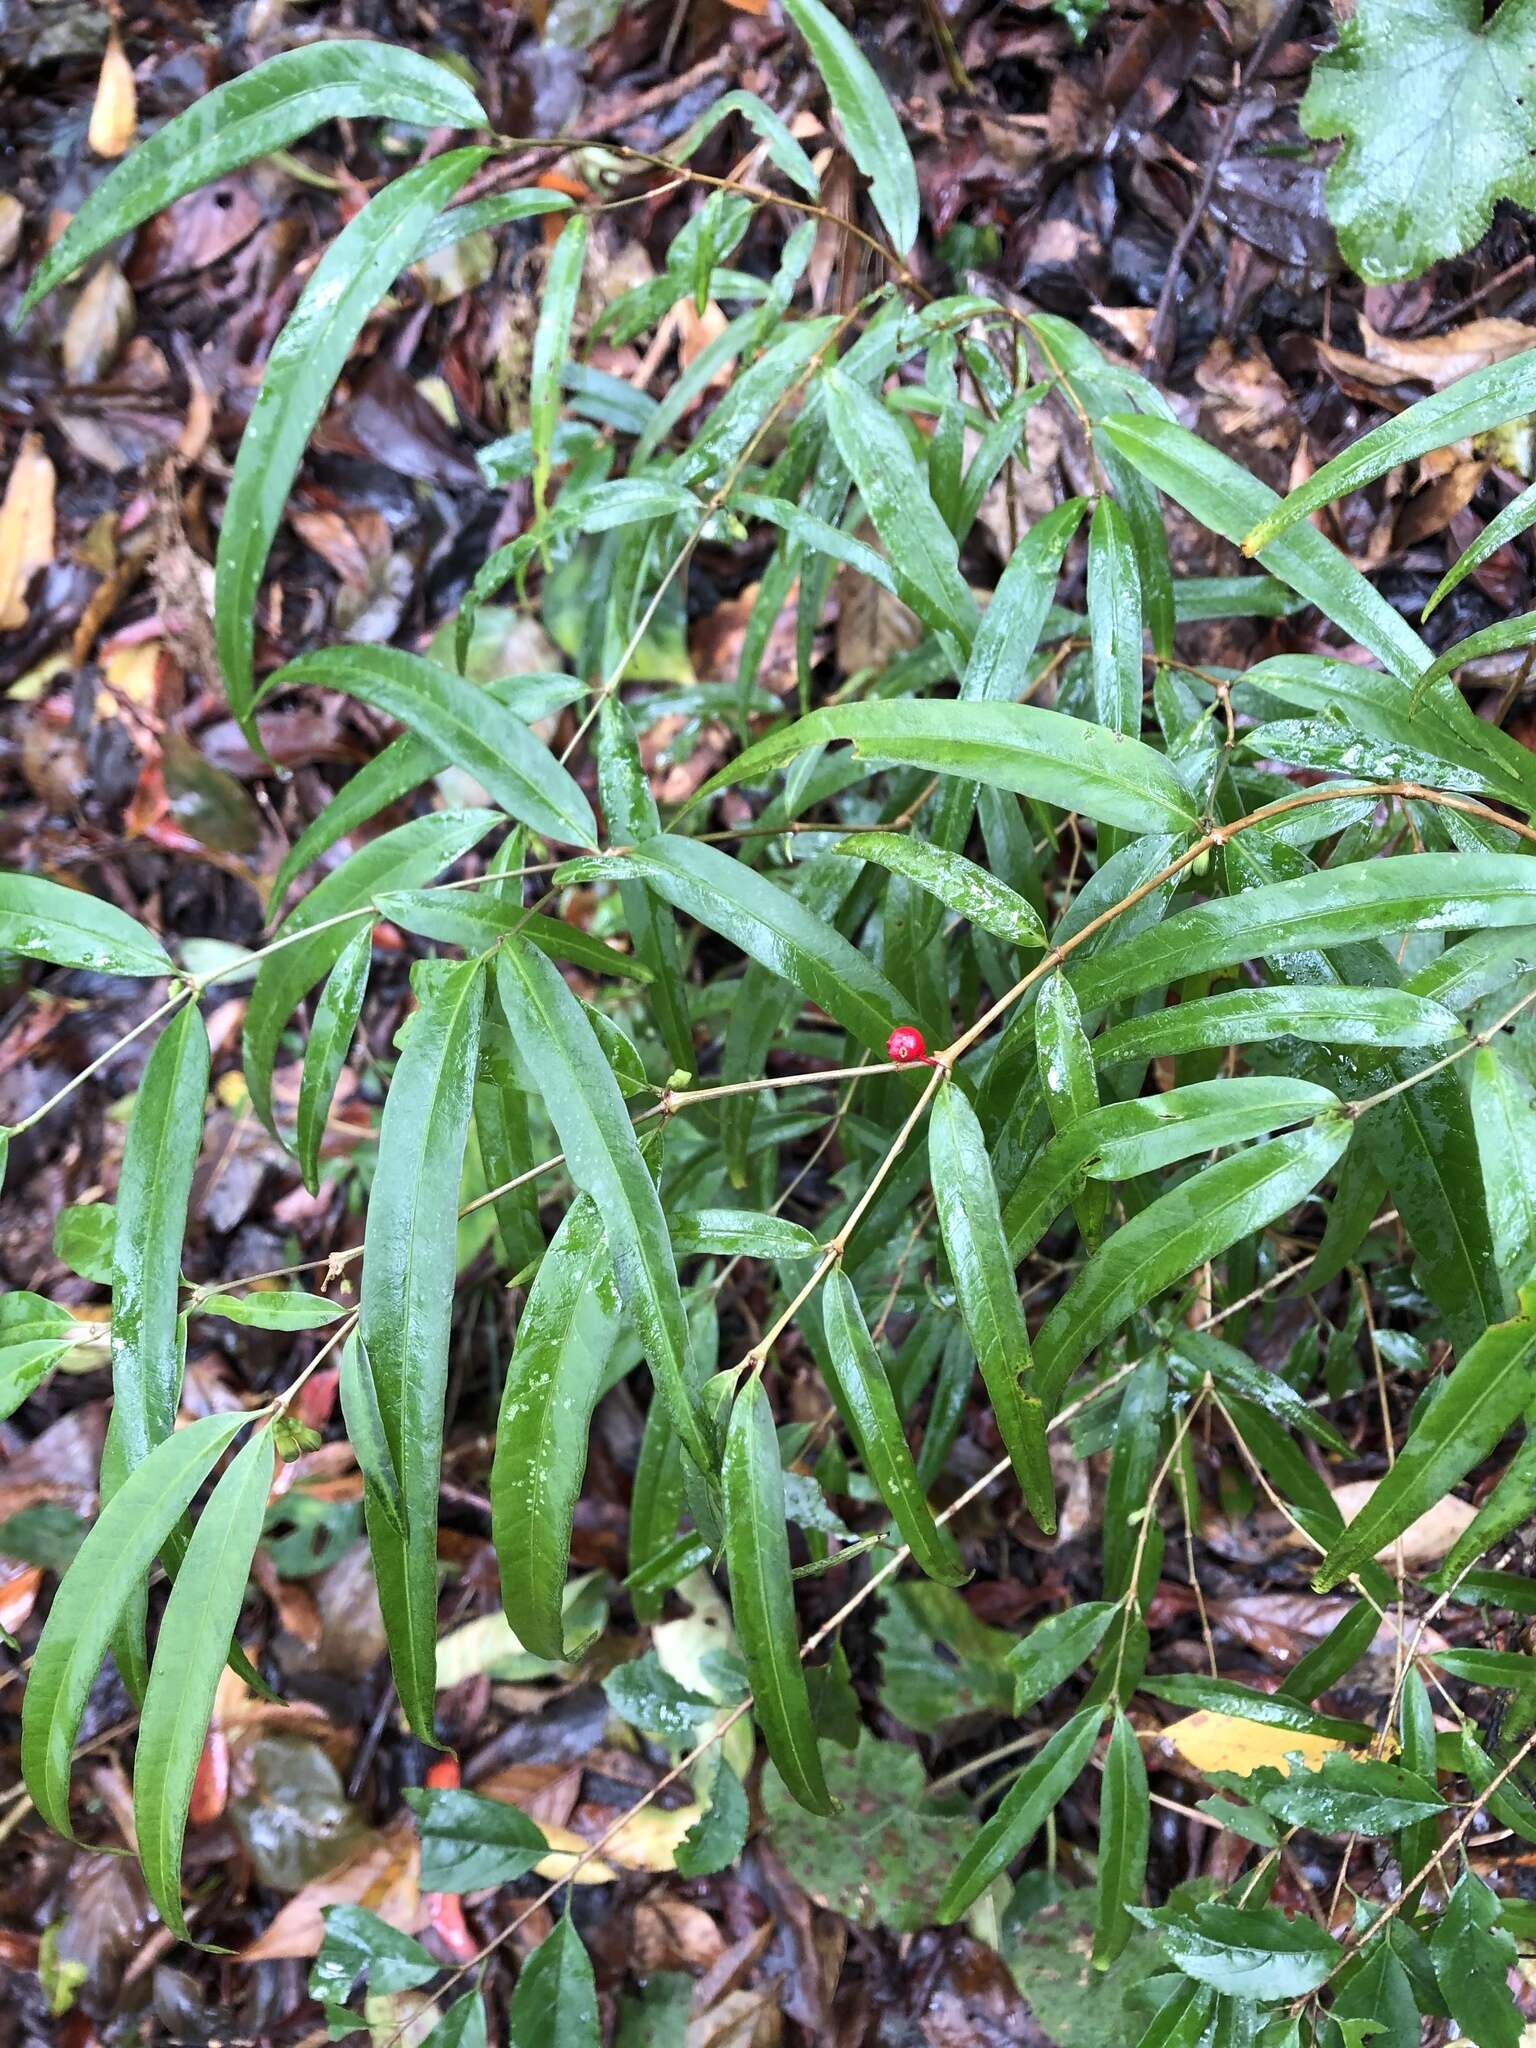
left=0, top=432, right=55, bottom=630
left=88, top=33, right=137, bottom=158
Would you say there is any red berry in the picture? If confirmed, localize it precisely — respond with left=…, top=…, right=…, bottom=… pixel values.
left=886, top=1024, right=928, bottom=1065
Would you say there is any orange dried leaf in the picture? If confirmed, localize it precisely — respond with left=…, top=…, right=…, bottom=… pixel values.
left=89, top=32, right=138, bottom=158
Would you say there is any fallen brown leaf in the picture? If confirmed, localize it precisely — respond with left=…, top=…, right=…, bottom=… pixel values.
left=89, top=32, right=137, bottom=158
left=0, top=431, right=56, bottom=630
left=1329, top=1479, right=1478, bottom=1566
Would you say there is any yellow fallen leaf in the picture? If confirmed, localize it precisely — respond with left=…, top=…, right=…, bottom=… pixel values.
left=523, top=1804, right=704, bottom=1882
left=101, top=640, right=163, bottom=714
left=1163, top=1709, right=1347, bottom=1779
left=62, top=261, right=135, bottom=383
left=0, top=432, right=55, bottom=630
left=89, top=32, right=137, bottom=158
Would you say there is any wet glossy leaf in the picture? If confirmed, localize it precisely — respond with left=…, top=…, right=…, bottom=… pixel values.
left=1431, top=1872, right=1522, bottom=2048
left=782, top=0, right=919, bottom=254
left=1007, top=1602, right=1118, bottom=1713
left=937, top=1705, right=1102, bottom=1921
left=834, top=833, right=1045, bottom=946
left=403, top=1786, right=548, bottom=1891
left=532, top=216, right=588, bottom=516
left=0, top=870, right=172, bottom=977
left=1093, top=985, right=1461, bottom=1063
left=508, top=1915, right=599, bottom=2048
left=296, top=921, right=370, bottom=1196
left=1136, top=1902, right=1340, bottom=1999
left=1094, top=1713, right=1149, bottom=1968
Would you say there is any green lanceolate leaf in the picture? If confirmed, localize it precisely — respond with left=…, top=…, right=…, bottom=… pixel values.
left=296, top=921, right=370, bottom=1196
left=531, top=216, right=589, bottom=517
left=596, top=699, right=694, bottom=1073
left=338, top=1332, right=405, bottom=1539
left=1426, top=476, right=1536, bottom=618
left=929, top=1083, right=1055, bottom=1528
left=962, top=497, right=1086, bottom=702
left=670, top=1210, right=819, bottom=1260
left=725, top=1375, right=835, bottom=1815
left=628, top=1395, right=686, bottom=1627
left=491, top=1194, right=622, bottom=1662
left=671, top=88, right=820, bottom=197
left=1032, top=1117, right=1354, bottom=1411
left=21, top=1410, right=251, bottom=1838
left=1433, top=1431, right=1536, bottom=1587
left=1087, top=496, right=1143, bottom=735
left=561, top=834, right=906, bottom=1053
left=193, top=1290, right=344, bottom=1330
left=1472, top=1044, right=1536, bottom=1305
left=1315, top=1306, right=1536, bottom=1591
left=494, top=940, right=710, bottom=1473
left=937, top=1705, right=1102, bottom=1921
left=834, top=833, right=1045, bottom=947
left=694, top=699, right=1197, bottom=835
left=215, top=147, right=486, bottom=744
left=1094, top=1712, right=1150, bottom=1969
left=413, top=186, right=571, bottom=262
left=1412, top=608, right=1536, bottom=705
left=1246, top=349, right=1536, bottom=552
left=267, top=673, right=583, bottom=915
left=1093, top=985, right=1461, bottom=1063
left=244, top=806, right=497, bottom=1141
left=1169, top=1331, right=1347, bottom=1455
left=822, top=1272, right=967, bottom=1585
left=375, top=890, right=652, bottom=983
left=1098, top=413, right=1432, bottom=685
left=1037, top=969, right=1105, bottom=1245
left=1072, top=854, right=1536, bottom=1014
left=0, top=870, right=173, bottom=977
left=17, top=43, right=486, bottom=320
left=1008, top=1601, right=1119, bottom=1713
left=104, top=1001, right=210, bottom=1489
left=821, top=369, right=979, bottom=649
left=359, top=954, right=487, bottom=1738
left=1140, top=1672, right=1370, bottom=1743
left=1005, top=1078, right=1342, bottom=1260
left=781, top=0, right=919, bottom=255
left=263, top=646, right=596, bottom=848
left=134, top=1424, right=274, bottom=1940
left=1136, top=1901, right=1340, bottom=2000
left=507, top=1916, right=600, bottom=2048
left=1237, top=1754, right=1443, bottom=1833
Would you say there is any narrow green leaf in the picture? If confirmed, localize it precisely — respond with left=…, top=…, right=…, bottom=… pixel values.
left=1425, top=476, right=1536, bottom=618
left=835, top=833, right=1045, bottom=947
left=1094, top=1712, right=1149, bottom=1968
left=1314, top=1306, right=1536, bottom=1591
left=962, top=497, right=1086, bottom=702
left=1169, top=1330, right=1347, bottom=1454
left=1098, top=413, right=1432, bottom=685
left=1243, top=351, right=1536, bottom=554
left=628, top=1384, right=685, bottom=1626
left=491, top=1194, right=621, bottom=1662
left=215, top=148, right=485, bottom=741
left=18, top=43, right=486, bottom=320
left=264, top=646, right=596, bottom=848
left=1135, top=1902, right=1340, bottom=2000
left=412, top=187, right=571, bottom=263
left=725, top=1376, right=835, bottom=1815
left=134, top=1425, right=274, bottom=1940
left=821, top=368, right=978, bottom=649
left=1101, top=1357, right=1167, bottom=1606
left=822, top=1272, right=968, bottom=1585
left=1007, top=1602, right=1119, bottom=1713
left=1072, top=854, right=1536, bottom=1015
left=495, top=940, right=710, bottom=1473
left=1033, top=1117, right=1354, bottom=1411
left=670, top=1210, right=820, bottom=1260
left=692, top=699, right=1198, bottom=835
left=1094, top=985, right=1461, bottom=1063
left=338, top=1332, right=405, bottom=1540
left=1140, top=1673, right=1370, bottom=1744
left=296, top=921, right=370, bottom=1196
left=104, top=1002, right=210, bottom=1491
left=1432, top=1431, right=1536, bottom=1587
left=1037, top=969, right=1105, bottom=1246
left=596, top=699, right=694, bottom=1073
left=1087, top=496, right=1143, bottom=735
left=243, top=807, right=497, bottom=1141
left=0, top=870, right=172, bottom=977
left=375, top=890, right=651, bottom=983
left=1412, top=607, right=1536, bottom=704
left=930, top=1083, right=1055, bottom=1529
left=21, top=1411, right=250, bottom=1837
left=359, top=955, right=487, bottom=1737
left=670, top=88, right=820, bottom=197
left=532, top=215, right=588, bottom=517
left=193, top=1290, right=344, bottom=1331
left=937, top=1705, right=1102, bottom=1921
left=560, top=834, right=906, bottom=1053
left=1472, top=1044, right=1536, bottom=1306
left=781, top=0, right=919, bottom=254
left=508, top=1916, right=599, bottom=2048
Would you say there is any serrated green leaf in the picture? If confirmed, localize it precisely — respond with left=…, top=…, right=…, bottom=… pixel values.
left=296, top=921, right=370, bottom=1196
left=403, top=1785, right=548, bottom=1891
left=1432, top=1871, right=1522, bottom=2048
left=216, top=148, right=485, bottom=742
left=930, top=1083, right=1055, bottom=1528
left=18, top=43, right=486, bottom=321
left=21, top=1411, right=250, bottom=1837
left=822, top=1271, right=968, bottom=1585
left=491, top=1194, right=620, bottom=1662
left=495, top=939, right=709, bottom=1474
left=725, top=1375, right=835, bottom=1815
left=0, top=870, right=172, bottom=978
left=508, top=1915, right=599, bottom=2048
left=781, top=0, right=919, bottom=254
left=938, top=1705, right=1103, bottom=1921
left=134, top=1424, right=274, bottom=1940
left=674, top=1756, right=749, bottom=1878
left=263, top=646, right=595, bottom=848
left=1314, top=1307, right=1536, bottom=1590
left=1136, top=1901, right=1340, bottom=1999
left=359, top=955, right=487, bottom=1737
